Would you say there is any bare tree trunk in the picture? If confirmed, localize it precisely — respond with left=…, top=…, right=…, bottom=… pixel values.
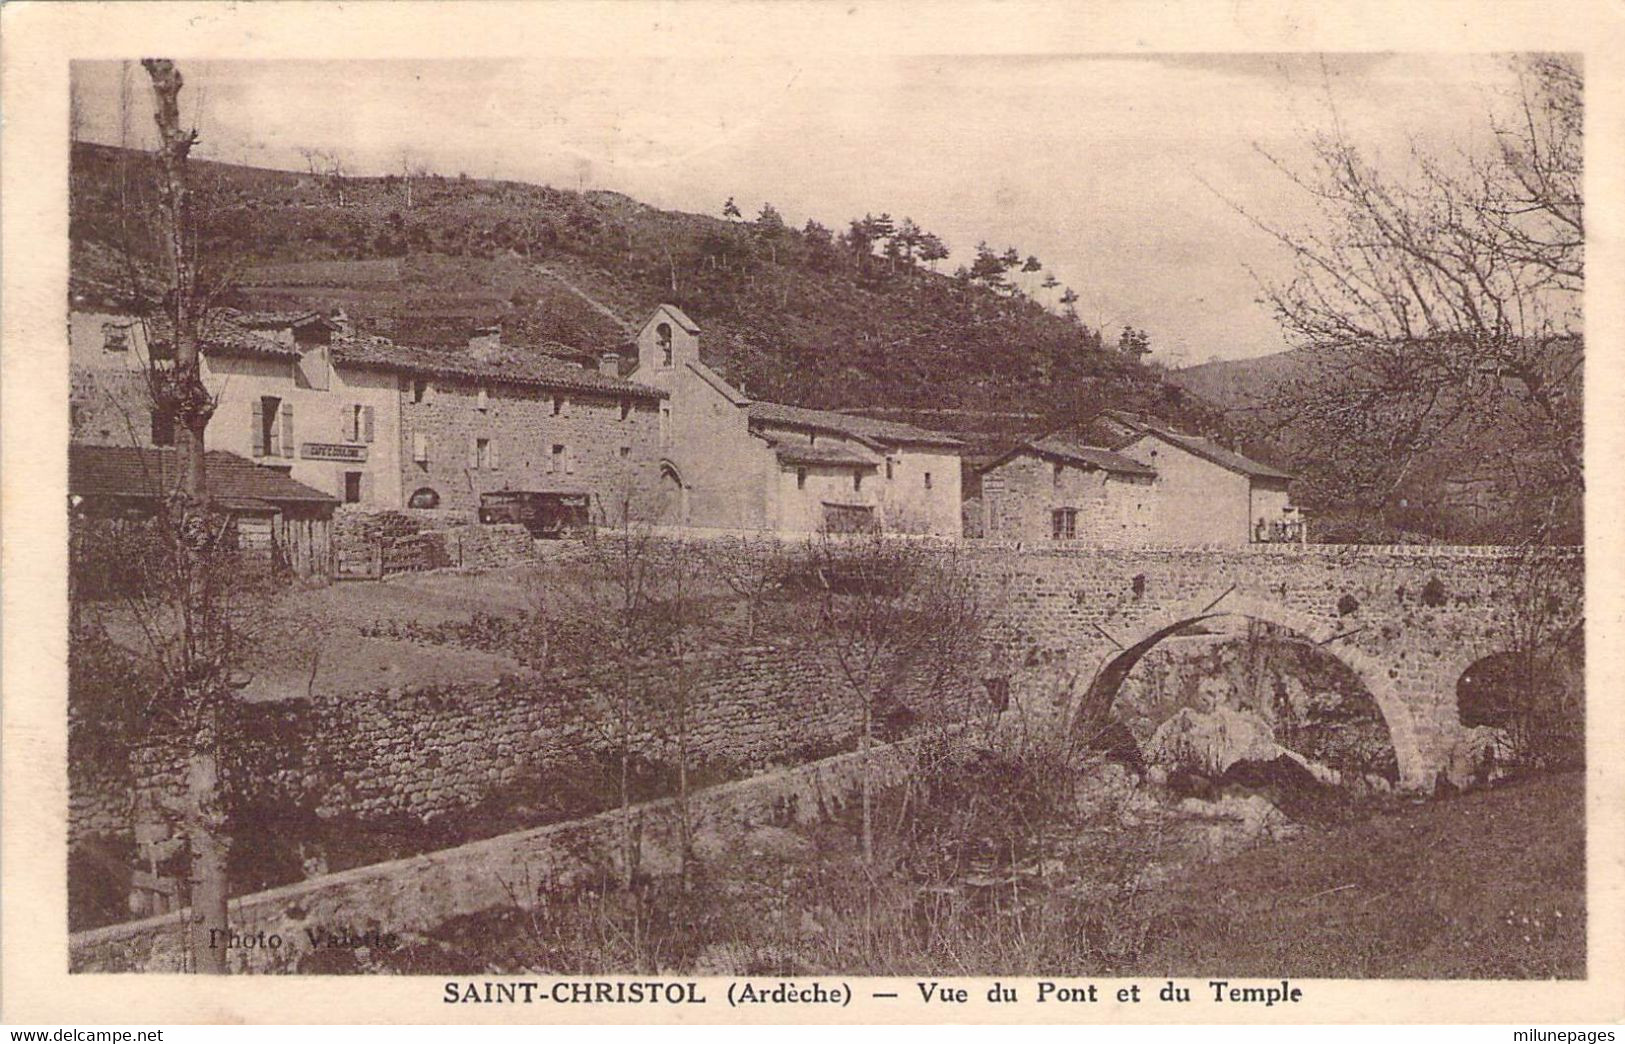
left=142, top=59, right=209, bottom=497
left=144, top=58, right=229, bottom=975
left=860, top=697, right=873, bottom=865
left=186, top=694, right=230, bottom=974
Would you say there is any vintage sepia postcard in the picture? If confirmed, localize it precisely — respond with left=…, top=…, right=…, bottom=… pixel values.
left=2, top=0, right=1623, bottom=1029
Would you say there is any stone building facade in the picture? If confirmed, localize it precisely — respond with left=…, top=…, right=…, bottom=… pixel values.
left=68, top=309, right=665, bottom=516
left=974, top=411, right=1300, bottom=548
left=625, top=304, right=964, bottom=536
left=336, top=336, right=665, bottom=518
left=977, top=436, right=1156, bottom=546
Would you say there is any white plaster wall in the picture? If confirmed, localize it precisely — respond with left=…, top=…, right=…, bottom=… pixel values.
left=1118, top=433, right=1253, bottom=547
left=202, top=353, right=402, bottom=508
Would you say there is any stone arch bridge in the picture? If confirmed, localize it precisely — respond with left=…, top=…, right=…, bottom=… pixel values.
left=966, top=544, right=1583, bottom=790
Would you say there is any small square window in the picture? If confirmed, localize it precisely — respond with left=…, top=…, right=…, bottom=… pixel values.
left=102, top=324, right=130, bottom=352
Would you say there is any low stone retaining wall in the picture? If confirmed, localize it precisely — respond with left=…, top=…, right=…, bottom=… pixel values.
left=72, top=640, right=933, bottom=852
left=69, top=740, right=924, bottom=973
left=333, top=508, right=537, bottom=574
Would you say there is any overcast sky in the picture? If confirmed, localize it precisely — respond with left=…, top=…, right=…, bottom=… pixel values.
left=72, top=54, right=1526, bottom=363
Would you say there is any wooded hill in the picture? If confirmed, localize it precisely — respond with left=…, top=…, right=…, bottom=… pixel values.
left=68, top=141, right=1231, bottom=456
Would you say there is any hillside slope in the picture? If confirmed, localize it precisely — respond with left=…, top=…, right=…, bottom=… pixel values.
left=69, top=142, right=1228, bottom=441
left=1170, top=347, right=1581, bottom=543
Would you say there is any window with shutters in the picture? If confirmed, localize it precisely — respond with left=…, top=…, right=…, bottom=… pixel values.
left=550, top=444, right=565, bottom=474
left=255, top=396, right=287, bottom=458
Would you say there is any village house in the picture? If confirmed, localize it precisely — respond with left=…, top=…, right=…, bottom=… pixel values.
left=1106, top=412, right=1300, bottom=546
left=68, top=443, right=339, bottom=579
left=70, top=308, right=405, bottom=509
left=624, top=304, right=964, bottom=536
left=975, top=435, right=1157, bottom=545
left=972, top=410, right=1300, bottom=547
left=334, top=328, right=664, bottom=519
left=69, top=309, right=666, bottom=518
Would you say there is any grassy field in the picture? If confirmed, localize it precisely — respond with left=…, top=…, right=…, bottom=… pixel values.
left=1125, top=771, right=1585, bottom=978
left=370, top=756, right=1583, bottom=979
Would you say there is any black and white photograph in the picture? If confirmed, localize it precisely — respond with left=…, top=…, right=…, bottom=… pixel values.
left=2, top=0, right=1619, bottom=1029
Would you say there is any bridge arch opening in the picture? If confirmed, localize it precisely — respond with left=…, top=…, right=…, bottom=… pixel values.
left=1455, top=628, right=1584, bottom=777
left=1072, top=597, right=1414, bottom=790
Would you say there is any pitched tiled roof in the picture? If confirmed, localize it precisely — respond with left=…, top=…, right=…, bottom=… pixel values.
left=1159, top=432, right=1294, bottom=481
left=1025, top=436, right=1158, bottom=477
left=747, top=401, right=962, bottom=450
left=224, top=309, right=333, bottom=330
left=650, top=303, right=700, bottom=335
left=1096, top=410, right=1294, bottom=481
left=772, top=441, right=881, bottom=468
left=146, top=315, right=302, bottom=360
left=68, top=445, right=339, bottom=506
left=330, top=336, right=665, bottom=400
left=687, top=360, right=752, bottom=406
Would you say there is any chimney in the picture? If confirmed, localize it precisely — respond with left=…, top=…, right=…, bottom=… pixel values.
left=468, top=324, right=501, bottom=360
left=599, top=351, right=621, bottom=377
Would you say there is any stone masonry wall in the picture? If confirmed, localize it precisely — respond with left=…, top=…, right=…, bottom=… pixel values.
left=70, top=739, right=927, bottom=973
left=71, top=641, right=975, bottom=853
left=964, top=543, right=1584, bottom=788
left=398, top=375, right=661, bottom=517
left=979, top=452, right=1154, bottom=546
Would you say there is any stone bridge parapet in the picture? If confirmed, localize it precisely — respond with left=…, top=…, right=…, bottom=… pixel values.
left=962, top=543, right=1583, bottom=789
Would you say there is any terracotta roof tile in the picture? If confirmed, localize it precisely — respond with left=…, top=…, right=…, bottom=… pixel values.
left=330, top=336, right=665, bottom=400
left=748, top=400, right=962, bottom=450
left=68, top=445, right=338, bottom=506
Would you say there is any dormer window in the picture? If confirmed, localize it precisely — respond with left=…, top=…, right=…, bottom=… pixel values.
left=657, top=322, right=673, bottom=367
